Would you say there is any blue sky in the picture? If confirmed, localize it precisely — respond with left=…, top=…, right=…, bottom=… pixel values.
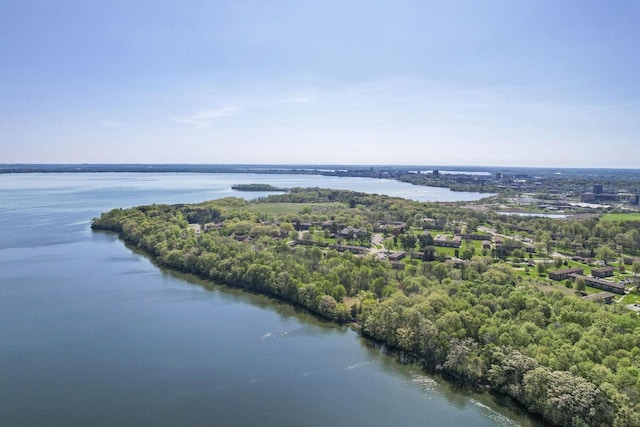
left=1, top=0, right=638, bottom=167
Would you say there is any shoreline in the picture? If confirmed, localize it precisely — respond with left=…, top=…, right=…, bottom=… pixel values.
left=105, top=228, right=543, bottom=426
left=90, top=189, right=638, bottom=427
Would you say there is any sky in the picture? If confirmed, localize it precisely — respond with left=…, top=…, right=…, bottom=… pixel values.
left=1, top=0, right=639, bottom=167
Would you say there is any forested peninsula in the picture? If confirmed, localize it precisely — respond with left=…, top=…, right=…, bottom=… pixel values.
left=231, top=183, right=287, bottom=192
left=92, top=188, right=640, bottom=427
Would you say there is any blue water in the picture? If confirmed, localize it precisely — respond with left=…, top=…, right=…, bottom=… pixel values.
left=0, top=173, right=536, bottom=427
left=496, top=212, right=568, bottom=219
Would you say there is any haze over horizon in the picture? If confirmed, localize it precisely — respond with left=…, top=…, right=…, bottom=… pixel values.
left=1, top=1, right=639, bottom=168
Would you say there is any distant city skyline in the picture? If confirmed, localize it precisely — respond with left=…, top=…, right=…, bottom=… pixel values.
left=1, top=1, right=639, bottom=167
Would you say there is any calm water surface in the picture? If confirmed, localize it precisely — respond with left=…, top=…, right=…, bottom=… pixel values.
left=496, top=212, right=569, bottom=219
left=0, top=173, right=536, bottom=427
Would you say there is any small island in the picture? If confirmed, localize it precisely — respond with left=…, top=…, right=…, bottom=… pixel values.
left=231, top=183, right=287, bottom=192
left=92, top=188, right=640, bottom=427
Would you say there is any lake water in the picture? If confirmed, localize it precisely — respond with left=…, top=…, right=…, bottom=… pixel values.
left=0, top=173, right=536, bottom=427
left=496, top=212, right=569, bottom=219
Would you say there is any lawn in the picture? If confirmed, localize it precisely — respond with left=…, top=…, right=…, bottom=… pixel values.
left=562, top=259, right=592, bottom=270
left=512, top=265, right=537, bottom=279
left=582, top=285, right=605, bottom=295
left=620, top=293, right=640, bottom=305
left=436, top=246, right=457, bottom=257
left=600, top=213, right=640, bottom=223
left=248, top=202, right=345, bottom=216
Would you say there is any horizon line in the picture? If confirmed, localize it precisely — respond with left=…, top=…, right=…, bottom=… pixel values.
left=2, top=163, right=640, bottom=171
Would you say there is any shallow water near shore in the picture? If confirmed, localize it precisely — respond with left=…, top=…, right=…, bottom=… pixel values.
left=0, top=173, right=538, bottom=426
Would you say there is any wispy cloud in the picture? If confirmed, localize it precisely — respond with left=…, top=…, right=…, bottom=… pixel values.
left=173, top=94, right=313, bottom=127
left=173, top=106, right=242, bottom=127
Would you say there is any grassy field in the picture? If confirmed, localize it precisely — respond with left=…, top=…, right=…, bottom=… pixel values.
left=621, top=293, right=640, bottom=305
left=582, top=285, right=606, bottom=295
left=436, top=247, right=457, bottom=257
left=600, top=212, right=640, bottom=222
left=561, top=259, right=592, bottom=270
left=248, top=202, right=345, bottom=216
left=534, top=282, right=576, bottom=296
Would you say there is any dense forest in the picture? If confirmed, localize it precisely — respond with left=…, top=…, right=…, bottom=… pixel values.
left=231, top=183, right=287, bottom=192
left=92, top=188, right=640, bottom=427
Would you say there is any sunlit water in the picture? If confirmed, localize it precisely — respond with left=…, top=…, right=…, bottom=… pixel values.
left=0, top=173, right=537, bottom=427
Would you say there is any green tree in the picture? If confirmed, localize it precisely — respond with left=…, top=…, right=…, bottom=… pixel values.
left=432, top=263, right=448, bottom=283
left=632, top=261, right=640, bottom=281
left=400, top=234, right=417, bottom=251
left=422, top=246, right=435, bottom=261
left=596, top=245, right=616, bottom=265
left=357, top=229, right=372, bottom=246
left=511, top=248, right=524, bottom=259
left=536, top=261, right=547, bottom=276
left=554, top=256, right=563, bottom=269
left=466, top=218, right=479, bottom=233
left=317, top=295, right=338, bottom=319
left=418, top=232, right=434, bottom=250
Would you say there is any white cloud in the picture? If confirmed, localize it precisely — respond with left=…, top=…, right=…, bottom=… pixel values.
left=172, top=93, right=313, bottom=127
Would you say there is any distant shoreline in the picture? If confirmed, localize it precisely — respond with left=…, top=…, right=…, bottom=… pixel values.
left=2, top=164, right=640, bottom=175
left=3, top=164, right=640, bottom=199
